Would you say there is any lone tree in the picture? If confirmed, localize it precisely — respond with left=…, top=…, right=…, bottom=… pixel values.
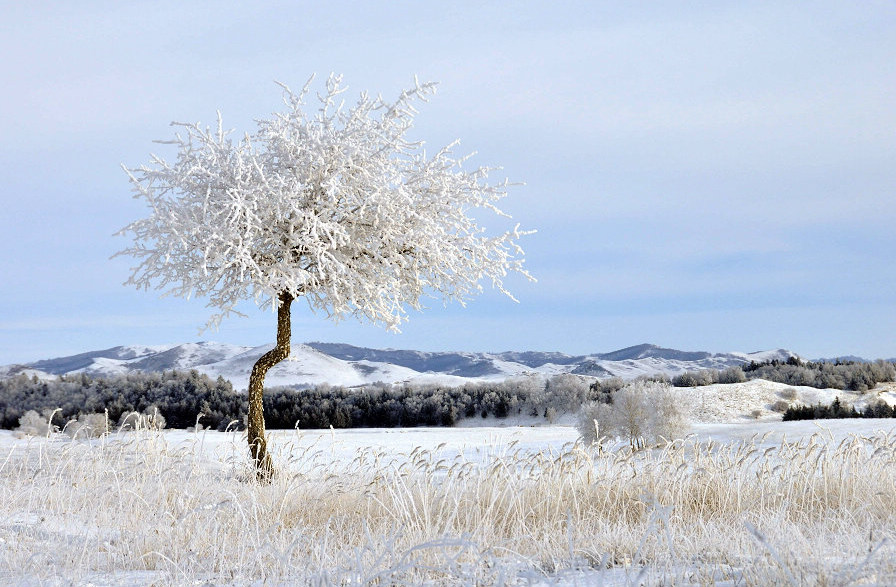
left=117, top=75, right=532, bottom=480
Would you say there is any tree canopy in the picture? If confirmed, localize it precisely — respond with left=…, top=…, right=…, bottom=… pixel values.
left=117, top=74, right=532, bottom=330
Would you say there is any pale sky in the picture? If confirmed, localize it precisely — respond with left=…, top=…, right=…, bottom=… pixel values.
left=1, top=1, right=894, bottom=363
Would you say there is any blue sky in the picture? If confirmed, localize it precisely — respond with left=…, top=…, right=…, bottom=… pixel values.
left=1, top=1, right=894, bottom=363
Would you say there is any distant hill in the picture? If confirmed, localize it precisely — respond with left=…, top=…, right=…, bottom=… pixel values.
left=0, top=342, right=799, bottom=391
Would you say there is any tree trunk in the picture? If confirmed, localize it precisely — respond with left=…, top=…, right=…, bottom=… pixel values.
left=247, top=291, right=293, bottom=482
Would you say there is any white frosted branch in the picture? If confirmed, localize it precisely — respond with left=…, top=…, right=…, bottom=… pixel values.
left=117, top=76, right=533, bottom=330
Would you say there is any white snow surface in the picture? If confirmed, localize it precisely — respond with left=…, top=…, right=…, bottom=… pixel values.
left=196, top=343, right=426, bottom=389
left=3, top=417, right=896, bottom=586
left=680, top=379, right=896, bottom=423
left=2, top=379, right=896, bottom=586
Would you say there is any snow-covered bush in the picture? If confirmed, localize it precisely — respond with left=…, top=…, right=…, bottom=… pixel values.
left=64, top=412, right=110, bottom=439
left=577, top=380, right=690, bottom=448
left=770, top=399, right=791, bottom=413
left=576, top=401, right=613, bottom=444
left=672, top=369, right=717, bottom=387
left=16, top=409, right=56, bottom=437
left=718, top=366, right=747, bottom=384
left=544, top=373, right=590, bottom=411
left=648, top=383, right=690, bottom=440
left=780, top=387, right=799, bottom=401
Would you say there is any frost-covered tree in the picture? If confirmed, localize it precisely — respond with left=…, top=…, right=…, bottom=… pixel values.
left=577, top=380, right=689, bottom=449
left=117, top=75, right=532, bottom=479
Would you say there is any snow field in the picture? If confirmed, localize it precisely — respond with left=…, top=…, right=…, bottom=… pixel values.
left=2, top=421, right=896, bottom=585
left=677, top=379, right=896, bottom=424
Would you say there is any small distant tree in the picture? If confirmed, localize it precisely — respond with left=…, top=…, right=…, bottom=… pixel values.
left=718, top=366, right=746, bottom=384
left=117, top=75, right=532, bottom=480
left=16, top=410, right=55, bottom=437
left=577, top=380, right=689, bottom=448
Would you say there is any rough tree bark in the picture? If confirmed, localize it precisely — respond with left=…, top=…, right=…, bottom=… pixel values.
left=246, top=291, right=293, bottom=481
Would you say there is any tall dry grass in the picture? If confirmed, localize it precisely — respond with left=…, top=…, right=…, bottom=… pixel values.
left=1, top=426, right=896, bottom=585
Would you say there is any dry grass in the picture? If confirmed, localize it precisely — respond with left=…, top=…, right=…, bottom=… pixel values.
left=1, top=426, right=896, bottom=585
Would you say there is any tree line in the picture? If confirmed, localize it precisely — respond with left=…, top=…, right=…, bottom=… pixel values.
left=0, top=370, right=242, bottom=431
left=782, top=396, right=896, bottom=421
left=671, top=357, right=896, bottom=392
left=5, top=357, right=893, bottom=433
left=1, top=370, right=635, bottom=432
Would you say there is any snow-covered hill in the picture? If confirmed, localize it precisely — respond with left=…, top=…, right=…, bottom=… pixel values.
left=0, top=342, right=798, bottom=391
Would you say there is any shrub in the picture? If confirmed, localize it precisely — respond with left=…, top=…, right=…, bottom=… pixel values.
left=770, top=400, right=791, bottom=413
left=576, top=401, right=613, bottom=444
left=64, top=412, right=110, bottom=439
left=718, top=366, right=746, bottom=384
left=672, top=369, right=717, bottom=387
left=577, top=380, right=690, bottom=448
left=673, top=371, right=704, bottom=387
left=779, top=387, right=798, bottom=401
left=16, top=409, right=56, bottom=437
left=544, top=374, right=590, bottom=412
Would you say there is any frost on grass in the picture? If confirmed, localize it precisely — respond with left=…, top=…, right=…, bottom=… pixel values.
left=16, top=408, right=165, bottom=440
left=2, top=425, right=896, bottom=585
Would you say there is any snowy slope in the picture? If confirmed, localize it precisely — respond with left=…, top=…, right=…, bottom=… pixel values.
left=1, top=341, right=799, bottom=390
left=679, top=379, right=896, bottom=423
left=192, top=344, right=424, bottom=390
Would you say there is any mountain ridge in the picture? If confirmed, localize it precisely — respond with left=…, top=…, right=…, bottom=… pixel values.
left=1, top=342, right=800, bottom=391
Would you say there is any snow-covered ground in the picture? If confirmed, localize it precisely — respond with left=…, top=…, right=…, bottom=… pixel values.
left=3, top=399, right=896, bottom=585
left=680, top=379, right=896, bottom=423
left=2, top=380, right=895, bottom=585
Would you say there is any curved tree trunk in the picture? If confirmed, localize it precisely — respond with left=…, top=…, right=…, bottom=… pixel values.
left=247, top=291, right=293, bottom=482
